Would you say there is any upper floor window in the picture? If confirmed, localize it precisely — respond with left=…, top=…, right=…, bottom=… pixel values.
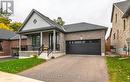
left=115, top=14, right=117, bottom=23
left=117, top=30, right=119, bottom=39
left=0, top=41, right=3, bottom=51
left=123, top=19, right=126, bottom=31
left=113, top=33, right=116, bottom=40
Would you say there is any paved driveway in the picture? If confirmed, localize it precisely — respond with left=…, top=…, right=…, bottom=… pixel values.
left=19, top=55, right=108, bottom=82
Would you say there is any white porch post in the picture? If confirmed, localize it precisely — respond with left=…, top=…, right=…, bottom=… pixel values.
left=40, top=32, right=43, bottom=46
left=19, top=35, right=21, bottom=51
left=53, top=30, right=56, bottom=51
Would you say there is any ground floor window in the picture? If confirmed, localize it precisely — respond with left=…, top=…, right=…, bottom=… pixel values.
left=31, top=34, right=40, bottom=47
left=0, top=41, right=3, bottom=51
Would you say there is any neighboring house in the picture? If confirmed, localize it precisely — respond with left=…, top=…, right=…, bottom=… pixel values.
left=0, top=29, right=27, bottom=56
left=111, top=0, right=130, bottom=55
left=18, top=9, right=107, bottom=59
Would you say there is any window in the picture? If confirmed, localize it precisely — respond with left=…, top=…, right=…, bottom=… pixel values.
left=0, top=41, right=3, bottom=51
left=33, top=19, right=37, bottom=24
left=113, top=33, right=116, bottom=40
left=117, top=30, right=119, bottom=39
left=31, top=34, right=40, bottom=47
left=123, top=20, right=126, bottom=30
left=115, top=14, right=117, bottom=23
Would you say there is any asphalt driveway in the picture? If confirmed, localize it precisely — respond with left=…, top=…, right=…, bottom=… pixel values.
left=19, top=55, right=108, bottom=82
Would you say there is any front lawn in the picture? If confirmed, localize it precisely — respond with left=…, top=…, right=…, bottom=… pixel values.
left=0, top=58, right=45, bottom=73
left=107, top=56, right=130, bottom=82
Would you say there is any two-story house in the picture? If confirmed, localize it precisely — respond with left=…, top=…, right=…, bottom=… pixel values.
left=111, top=0, right=130, bottom=55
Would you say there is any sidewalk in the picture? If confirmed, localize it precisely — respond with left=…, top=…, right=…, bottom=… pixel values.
left=0, top=71, right=44, bottom=82
left=0, top=56, right=12, bottom=58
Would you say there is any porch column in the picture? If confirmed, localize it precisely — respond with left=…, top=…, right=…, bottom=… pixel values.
left=40, top=32, right=43, bottom=46
left=19, top=35, right=21, bottom=51
left=53, top=30, right=56, bottom=51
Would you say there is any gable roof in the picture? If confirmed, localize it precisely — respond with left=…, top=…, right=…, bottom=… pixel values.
left=0, top=29, right=26, bottom=40
left=18, top=9, right=65, bottom=33
left=111, top=0, right=130, bottom=22
left=114, top=0, right=130, bottom=13
left=63, top=22, right=107, bottom=33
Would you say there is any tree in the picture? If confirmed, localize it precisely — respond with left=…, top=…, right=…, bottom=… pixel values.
left=0, top=23, right=13, bottom=31
left=9, top=22, right=23, bottom=31
left=0, top=17, right=11, bottom=25
left=54, top=17, right=65, bottom=26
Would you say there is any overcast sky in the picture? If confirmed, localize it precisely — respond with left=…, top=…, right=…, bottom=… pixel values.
left=10, top=0, right=124, bottom=37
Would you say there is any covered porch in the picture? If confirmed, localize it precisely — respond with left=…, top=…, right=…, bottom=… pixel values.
left=19, top=30, right=65, bottom=59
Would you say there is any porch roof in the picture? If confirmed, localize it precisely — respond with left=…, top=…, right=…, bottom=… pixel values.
left=18, top=26, right=65, bottom=34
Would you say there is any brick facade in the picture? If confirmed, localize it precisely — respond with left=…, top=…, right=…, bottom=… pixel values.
left=0, top=39, right=27, bottom=56
left=111, top=5, right=130, bottom=55
left=0, top=41, right=10, bottom=56
left=65, top=30, right=106, bottom=55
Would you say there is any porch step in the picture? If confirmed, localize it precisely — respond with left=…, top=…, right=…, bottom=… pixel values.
left=38, top=51, right=65, bottom=60
left=38, top=52, right=53, bottom=60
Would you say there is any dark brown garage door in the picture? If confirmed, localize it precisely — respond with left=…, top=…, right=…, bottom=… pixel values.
left=66, top=39, right=101, bottom=55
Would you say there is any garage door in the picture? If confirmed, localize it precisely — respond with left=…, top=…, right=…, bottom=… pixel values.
left=66, top=39, right=101, bottom=55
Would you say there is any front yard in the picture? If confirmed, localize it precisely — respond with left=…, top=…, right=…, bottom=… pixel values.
left=0, top=58, right=45, bottom=73
left=107, top=56, right=130, bottom=82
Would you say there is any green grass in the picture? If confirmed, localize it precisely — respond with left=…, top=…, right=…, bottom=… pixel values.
left=106, top=56, right=130, bottom=82
left=0, top=58, right=45, bottom=73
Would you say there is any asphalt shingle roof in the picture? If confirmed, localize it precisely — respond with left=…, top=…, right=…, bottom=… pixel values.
left=63, top=22, right=107, bottom=33
left=0, top=29, right=26, bottom=40
left=114, top=0, right=130, bottom=13
left=0, top=29, right=17, bottom=40
left=19, top=9, right=107, bottom=34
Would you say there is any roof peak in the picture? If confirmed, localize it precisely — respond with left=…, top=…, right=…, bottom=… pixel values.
left=18, top=9, right=64, bottom=32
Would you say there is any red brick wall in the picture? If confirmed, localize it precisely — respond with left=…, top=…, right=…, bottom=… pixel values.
left=0, top=41, right=10, bottom=56
left=10, top=39, right=27, bottom=48
left=0, top=39, right=27, bottom=56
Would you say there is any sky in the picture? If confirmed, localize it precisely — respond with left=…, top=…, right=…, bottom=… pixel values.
left=10, top=0, right=125, bottom=38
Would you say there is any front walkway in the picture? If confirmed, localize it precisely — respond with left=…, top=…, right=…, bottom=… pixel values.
left=19, top=55, right=108, bottom=82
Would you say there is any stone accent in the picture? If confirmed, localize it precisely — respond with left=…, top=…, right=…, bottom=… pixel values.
left=65, top=30, right=106, bottom=55
left=111, top=6, right=130, bottom=55
left=19, top=51, right=38, bottom=58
